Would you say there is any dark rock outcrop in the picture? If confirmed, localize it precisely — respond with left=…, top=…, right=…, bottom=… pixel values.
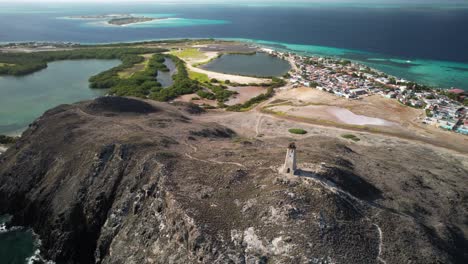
left=0, top=97, right=466, bottom=264
left=86, top=96, right=160, bottom=114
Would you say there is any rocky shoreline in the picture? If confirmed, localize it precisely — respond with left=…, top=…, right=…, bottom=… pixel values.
left=0, top=145, right=7, bottom=155
left=0, top=135, right=17, bottom=155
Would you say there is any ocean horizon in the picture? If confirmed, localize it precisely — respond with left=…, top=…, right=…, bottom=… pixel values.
left=0, top=3, right=467, bottom=90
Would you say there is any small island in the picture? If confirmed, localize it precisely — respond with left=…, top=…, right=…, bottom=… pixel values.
left=66, top=14, right=164, bottom=26
left=108, top=17, right=156, bottom=26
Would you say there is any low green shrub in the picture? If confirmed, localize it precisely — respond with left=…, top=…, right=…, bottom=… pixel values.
left=341, top=134, right=360, bottom=142
left=0, top=135, right=19, bottom=144
left=288, top=128, right=307, bottom=135
left=425, top=109, right=433, bottom=117
left=197, top=90, right=216, bottom=100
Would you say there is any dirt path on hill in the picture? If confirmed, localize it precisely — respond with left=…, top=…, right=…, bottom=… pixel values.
left=183, top=141, right=246, bottom=168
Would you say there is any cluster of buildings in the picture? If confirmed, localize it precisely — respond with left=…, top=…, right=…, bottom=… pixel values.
left=267, top=50, right=468, bottom=135
left=422, top=89, right=468, bottom=135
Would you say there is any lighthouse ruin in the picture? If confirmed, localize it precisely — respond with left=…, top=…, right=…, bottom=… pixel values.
left=282, top=142, right=297, bottom=174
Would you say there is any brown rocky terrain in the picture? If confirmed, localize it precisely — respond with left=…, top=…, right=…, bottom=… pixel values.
left=0, top=97, right=466, bottom=264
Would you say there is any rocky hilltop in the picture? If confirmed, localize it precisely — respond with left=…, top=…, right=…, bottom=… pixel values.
left=0, top=97, right=466, bottom=264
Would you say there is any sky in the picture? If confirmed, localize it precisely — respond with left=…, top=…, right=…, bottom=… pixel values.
left=1, top=0, right=467, bottom=7
left=0, top=0, right=466, bottom=3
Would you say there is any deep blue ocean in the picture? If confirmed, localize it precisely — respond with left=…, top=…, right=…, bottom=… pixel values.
left=0, top=2, right=468, bottom=90
left=0, top=3, right=466, bottom=62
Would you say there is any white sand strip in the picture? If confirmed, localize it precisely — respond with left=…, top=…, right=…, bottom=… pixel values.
left=187, top=64, right=268, bottom=84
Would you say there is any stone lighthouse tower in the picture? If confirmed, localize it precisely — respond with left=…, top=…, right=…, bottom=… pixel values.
left=282, top=142, right=297, bottom=174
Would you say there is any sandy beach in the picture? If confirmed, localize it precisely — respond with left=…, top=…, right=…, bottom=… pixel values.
left=174, top=93, right=218, bottom=107
left=187, top=64, right=268, bottom=84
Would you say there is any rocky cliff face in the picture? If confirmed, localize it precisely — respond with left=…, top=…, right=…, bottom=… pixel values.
left=0, top=97, right=466, bottom=264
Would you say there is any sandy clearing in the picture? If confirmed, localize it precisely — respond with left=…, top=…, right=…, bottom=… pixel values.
left=274, top=87, right=420, bottom=125
left=226, top=86, right=268, bottom=105
left=174, top=93, right=218, bottom=107
left=269, top=105, right=398, bottom=127
left=263, top=86, right=468, bottom=153
left=196, top=107, right=468, bottom=155
left=329, top=107, right=398, bottom=126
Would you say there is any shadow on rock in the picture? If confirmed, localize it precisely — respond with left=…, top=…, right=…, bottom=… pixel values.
left=85, top=96, right=160, bottom=115
left=296, top=167, right=382, bottom=201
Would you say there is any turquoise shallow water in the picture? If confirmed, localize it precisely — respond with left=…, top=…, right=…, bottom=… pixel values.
left=125, top=18, right=229, bottom=28
left=222, top=38, right=468, bottom=90
left=73, top=13, right=230, bottom=29
left=0, top=59, right=120, bottom=135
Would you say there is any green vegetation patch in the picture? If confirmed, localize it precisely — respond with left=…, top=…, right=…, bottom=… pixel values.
left=341, top=134, right=361, bottom=142
left=101, top=51, right=235, bottom=103
left=425, top=109, right=433, bottom=117
left=226, top=77, right=286, bottom=112
left=188, top=70, right=210, bottom=83
left=197, top=90, right=216, bottom=100
left=117, top=53, right=153, bottom=78
left=109, top=54, right=201, bottom=102
left=232, top=136, right=254, bottom=145
left=170, top=48, right=207, bottom=60
left=109, top=54, right=168, bottom=98
left=149, top=55, right=201, bottom=101
left=203, top=82, right=236, bottom=103
left=288, top=128, right=307, bottom=135
left=0, top=135, right=19, bottom=145
left=0, top=62, right=15, bottom=67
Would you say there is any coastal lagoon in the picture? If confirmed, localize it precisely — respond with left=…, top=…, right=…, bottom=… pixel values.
left=0, top=59, right=120, bottom=135
left=157, top=57, right=177, bottom=88
left=227, top=38, right=468, bottom=90
left=201, top=53, right=291, bottom=77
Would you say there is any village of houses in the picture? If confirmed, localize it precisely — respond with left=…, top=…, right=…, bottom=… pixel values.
left=265, top=49, right=468, bottom=136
